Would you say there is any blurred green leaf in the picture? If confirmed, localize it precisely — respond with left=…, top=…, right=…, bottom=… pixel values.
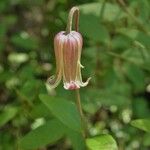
left=136, top=32, right=150, bottom=48
left=0, top=0, right=8, bottom=12
left=3, top=15, right=17, bottom=27
left=124, top=63, right=145, bottom=92
left=122, top=47, right=150, bottom=69
left=86, top=134, right=118, bottom=150
left=132, top=98, right=150, bottom=118
left=131, top=119, right=150, bottom=133
left=11, top=34, right=38, bottom=50
left=20, top=119, right=65, bottom=150
left=143, top=133, right=150, bottom=146
left=80, top=2, right=125, bottom=22
left=39, top=94, right=82, bottom=132
left=80, top=14, right=110, bottom=43
left=19, top=80, right=45, bottom=101
left=0, top=106, right=18, bottom=127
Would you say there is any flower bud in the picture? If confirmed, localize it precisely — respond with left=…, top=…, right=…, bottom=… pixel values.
left=47, top=31, right=90, bottom=90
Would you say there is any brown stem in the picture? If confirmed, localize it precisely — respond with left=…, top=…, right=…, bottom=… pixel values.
left=66, top=6, right=79, bottom=33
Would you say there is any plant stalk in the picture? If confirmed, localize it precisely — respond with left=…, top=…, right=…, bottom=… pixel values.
left=75, top=89, right=84, bottom=120
left=66, top=6, right=79, bottom=34
left=75, top=89, right=88, bottom=138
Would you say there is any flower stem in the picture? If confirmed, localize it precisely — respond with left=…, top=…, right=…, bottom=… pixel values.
left=66, top=6, right=79, bottom=34
left=76, top=89, right=84, bottom=119
left=75, top=89, right=87, bottom=137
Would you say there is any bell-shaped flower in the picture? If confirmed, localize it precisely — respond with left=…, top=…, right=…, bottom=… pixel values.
left=47, top=7, right=90, bottom=90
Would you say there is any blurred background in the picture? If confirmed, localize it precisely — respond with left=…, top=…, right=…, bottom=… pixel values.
left=0, top=0, right=150, bottom=149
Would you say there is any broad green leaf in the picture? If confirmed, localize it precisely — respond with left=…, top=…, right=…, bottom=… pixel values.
left=131, top=119, right=150, bottom=133
left=19, top=119, right=65, bottom=150
left=80, top=14, right=109, bottom=43
left=66, top=129, right=86, bottom=150
left=39, top=94, right=82, bottom=132
left=86, top=134, right=118, bottom=150
left=0, top=106, right=18, bottom=127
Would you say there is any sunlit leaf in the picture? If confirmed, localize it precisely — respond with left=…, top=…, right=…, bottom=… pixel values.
left=131, top=119, right=150, bottom=133
left=86, top=134, right=118, bottom=150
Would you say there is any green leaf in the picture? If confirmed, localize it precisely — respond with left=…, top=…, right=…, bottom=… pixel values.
left=0, top=106, right=18, bottom=127
left=143, top=133, right=150, bottom=146
left=66, top=129, right=86, bottom=150
left=131, top=119, right=150, bottom=133
left=80, top=14, right=109, bottom=43
left=39, top=94, right=82, bottom=132
left=30, top=103, right=51, bottom=119
left=86, top=134, right=118, bottom=150
left=20, top=119, right=65, bottom=150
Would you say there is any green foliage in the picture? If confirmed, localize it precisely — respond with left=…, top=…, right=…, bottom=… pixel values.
left=0, top=0, right=150, bottom=149
left=86, top=134, right=118, bottom=150
left=39, top=94, right=82, bottom=132
left=66, top=129, right=86, bottom=150
left=0, top=106, right=18, bottom=127
left=131, top=119, right=150, bottom=133
left=20, top=119, right=65, bottom=150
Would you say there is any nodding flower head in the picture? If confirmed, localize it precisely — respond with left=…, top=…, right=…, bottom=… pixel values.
left=47, top=7, right=91, bottom=90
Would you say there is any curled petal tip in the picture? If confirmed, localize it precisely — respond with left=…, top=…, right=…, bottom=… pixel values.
left=78, top=61, right=84, bottom=68
left=47, top=75, right=61, bottom=89
left=81, top=77, right=91, bottom=87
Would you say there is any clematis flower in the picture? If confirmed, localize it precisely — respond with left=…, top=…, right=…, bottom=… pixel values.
left=47, top=7, right=90, bottom=90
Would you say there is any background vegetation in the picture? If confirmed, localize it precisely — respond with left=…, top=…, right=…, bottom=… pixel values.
left=0, top=0, right=150, bottom=150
